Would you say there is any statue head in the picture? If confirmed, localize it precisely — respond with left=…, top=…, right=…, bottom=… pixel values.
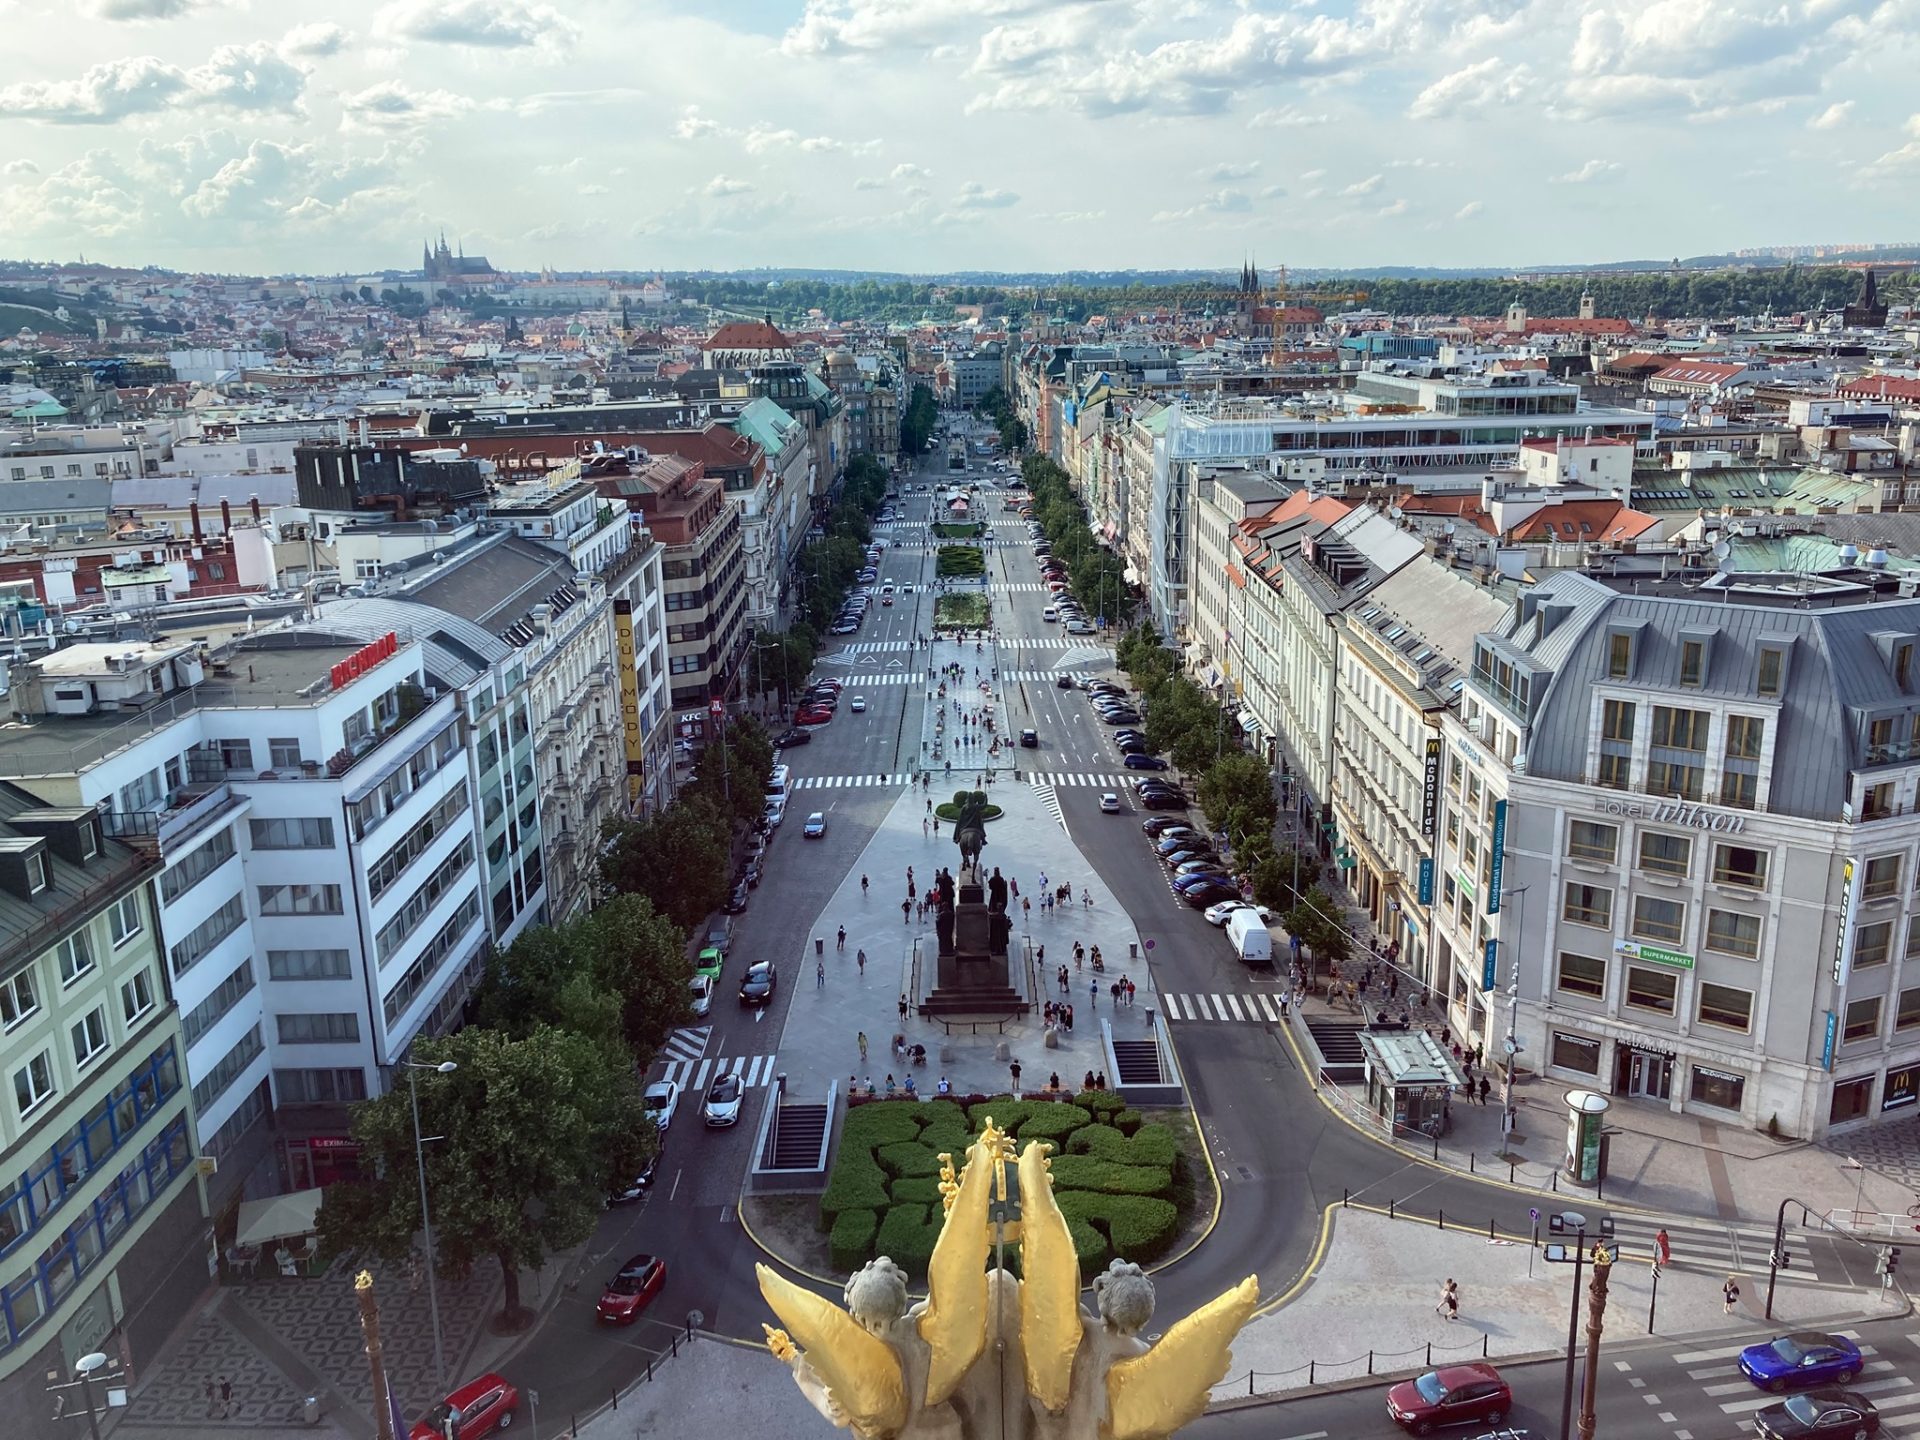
left=1093, top=1261, right=1155, bottom=1336
left=845, top=1257, right=912, bottom=1333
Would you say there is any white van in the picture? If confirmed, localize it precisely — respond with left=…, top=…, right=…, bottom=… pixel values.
left=1042, top=605, right=1058, bottom=622
left=766, top=763, right=791, bottom=798
left=1226, top=909, right=1274, bottom=966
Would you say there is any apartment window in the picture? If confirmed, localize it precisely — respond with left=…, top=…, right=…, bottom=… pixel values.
left=1704, top=909, right=1762, bottom=960
left=1625, top=966, right=1678, bottom=1015
left=169, top=894, right=246, bottom=978
left=376, top=839, right=475, bottom=962
left=182, top=959, right=256, bottom=1047
left=275, top=1012, right=360, bottom=1045
left=120, top=967, right=155, bottom=1025
left=1696, top=981, right=1753, bottom=1032
left=1843, top=995, right=1883, bottom=1044
left=3, top=968, right=40, bottom=1029
left=1631, top=895, right=1687, bottom=945
left=25, top=850, right=48, bottom=896
left=1863, top=853, right=1903, bottom=902
left=1711, top=844, right=1769, bottom=890
left=160, top=827, right=236, bottom=904
left=1549, top=1032, right=1602, bottom=1075
left=1725, top=714, right=1764, bottom=762
left=1601, top=699, right=1635, bottom=742
left=1596, top=753, right=1631, bottom=791
left=274, top=1067, right=368, bottom=1105
left=258, top=884, right=343, bottom=916
left=1638, top=832, right=1692, bottom=877
left=268, top=738, right=303, bottom=769
left=1648, top=758, right=1705, bottom=802
left=1556, top=952, right=1606, bottom=999
left=13, top=1051, right=55, bottom=1116
left=367, top=788, right=470, bottom=902
left=70, top=1007, right=110, bottom=1069
left=217, top=738, right=252, bottom=772
left=248, top=817, right=335, bottom=850
left=1863, top=781, right=1897, bottom=821
left=1679, top=640, right=1705, bottom=687
left=192, top=1025, right=264, bottom=1113
left=1757, top=647, right=1784, bottom=695
left=266, top=949, right=352, bottom=981
left=1607, top=632, right=1632, bottom=679
left=1900, top=642, right=1915, bottom=691
left=1855, top=920, right=1894, bottom=969
left=57, top=931, right=96, bottom=986
left=1896, top=987, right=1920, bottom=1031
left=1650, top=705, right=1708, bottom=751
left=1562, top=882, right=1612, bottom=929
left=1567, top=820, right=1618, bottom=864
left=108, top=894, right=142, bottom=947
left=1907, top=915, right=1920, bottom=961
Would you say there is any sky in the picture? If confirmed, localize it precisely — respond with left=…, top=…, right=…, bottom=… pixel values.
left=0, top=0, right=1917, bottom=277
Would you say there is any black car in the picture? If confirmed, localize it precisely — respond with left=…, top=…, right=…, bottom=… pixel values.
left=1020, top=729, right=1039, bottom=748
left=1055, top=674, right=1076, bottom=688
left=1142, top=816, right=1188, bottom=836
left=739, top=961, right=778, bottom=1007
left=1163, top=849, right=1218, bottom=871
left=726, top=880, right=751, bottom=913
left=1754, top=1389, right=1880, bottom=1439
left=1124, top=753, right=1170, bottom=771
left=773, top=728, right=811, bottom=748
left=1182, top=879, right=1243, bottom=907
left=1141, top=791, right=1188, bottom=811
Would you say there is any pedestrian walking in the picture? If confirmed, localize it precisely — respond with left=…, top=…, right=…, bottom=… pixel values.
left=1058, top=965, right=1069, bottom=993
left=1478, top=1076, right=1491, bottom=1106
left=862, top=873, right=870, bottom=896
left=923, top=818, right=930, bottom=838
left=1023, top=896, right=1031, bottom=920
left=1010, top=1059, right=1023, bottom=1091
left=1064, top=1002, right=1074, bottom=1032
left=1074, top=941, right=1085, bottom=969
left=1010, top=877, right=1019, bottom=898
left=1436, top=1279, right=1458, bottom=1319
left=858, top=1031, right=868, bottom=1061
left=899, top=994, right=910, bottom=1023
left=205, top=1379, right=218, bottom=1418
left=1091, top=976, right=1099, bottom=1005
left=1127, top=978, right=1137, bottom=1007
left=857, top=949, right=867, bottom=975
left=220, top=1377, right=233, bottom=1416
left=1723, top=1276, right=1741, bottom=1314
left=903, top=899, right=911, bottom=924
left=1082, top=887, right=1092, bottom=909
left=837, top=926, right=847, bottom=952
left=816, top=960, right=826, bottom=988
left=1036, top=944, right=1045, bottom=967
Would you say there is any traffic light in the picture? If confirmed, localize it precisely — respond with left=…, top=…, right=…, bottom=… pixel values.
left=1891, top=1246, right=1902, bottom=1275
left=1770, top=1248, right=1792, bottom=1270
left=1875, top=1245, right=1902, bottom=1276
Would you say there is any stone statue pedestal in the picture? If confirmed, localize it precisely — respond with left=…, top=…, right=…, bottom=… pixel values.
left=927, top=869, right=1024, bottom=1019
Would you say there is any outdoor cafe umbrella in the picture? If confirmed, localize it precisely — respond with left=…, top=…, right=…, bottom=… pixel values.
left=235, top=1187, right=324, bottom=1248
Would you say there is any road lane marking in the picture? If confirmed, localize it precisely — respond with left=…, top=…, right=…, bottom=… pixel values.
left=1225, top=994, right=1247, bottom=1020
left=1671, top=1345, right=1746, bottom=1364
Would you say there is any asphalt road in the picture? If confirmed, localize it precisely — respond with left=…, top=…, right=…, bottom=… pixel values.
left=485, top=425, right=1876, bottom=1431
left=1190, top=1312, right=1920, bottom=1440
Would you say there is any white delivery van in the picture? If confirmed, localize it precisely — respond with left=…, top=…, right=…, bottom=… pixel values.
left=1225, top=908, right=1274, bottom=966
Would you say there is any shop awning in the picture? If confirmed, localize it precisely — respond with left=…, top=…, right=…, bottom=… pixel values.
left=235, top=1187, right=325, bottom=1247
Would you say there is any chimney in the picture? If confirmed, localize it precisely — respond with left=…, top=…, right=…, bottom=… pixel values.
left=220, top=498, right=232, bottom=532
left=189, top=501, right=203, bottom=543
left=249, top=495, right=261, bottom=522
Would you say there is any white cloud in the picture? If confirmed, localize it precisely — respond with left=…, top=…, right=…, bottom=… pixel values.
left=739, top=123, right=878, bottom=155
left=375, top=0, right=577, bottom=50
left=281, top=23, right=349, bottom=58
left=703, top=173, right=754, bottom=196
left=1151, top=187, right=1254, bottom=222
left=1202, top=160, right=1260, bottom=181
left=3, top=158, right=40, bottom=176
left=954, top=180, right=1019, bottom=208
left=578, top=183, right=608, bottom=195
left=1453, top=199, right=1484, bottom=221
left=890, top=162, right=932, bottom=181
left=1035, top=209, right=1106, bottom=222
left=853, top=176, right=885, bottom=190
left=1377, top=198, right=1409, bottom=218
left=1551, top=158, right=1621, bottom=184
left=1299, top=167, right=1325, bottom=181
left=340, top=81, right=472, bottom=130
left=1248, top=105, right=1328, bottom=128
left=1407, top=57, right=1534, bottom=121
left=675, top=105, right=718, bottom=140
left=88, top=0, right=199, bottom=18
left=0, top=43, right=306, bottom=125
left=1339, top=173, right=1383, bottom=197
left=1259, top=183, right=1287, bottom=199
left=1809, top=99, right=1853, bottom=129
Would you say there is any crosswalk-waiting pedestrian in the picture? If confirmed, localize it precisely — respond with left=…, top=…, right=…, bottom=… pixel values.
left=1723, top=1276, right=1741, bottom=1314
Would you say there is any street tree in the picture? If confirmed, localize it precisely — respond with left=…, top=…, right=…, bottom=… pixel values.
left=601, top=796, right=731, bottom=928
left=316, top=1026, right=653, bottom=1330
left=1198, top=752, right=1278, bottom=838
left=1283, top=885, right=1352, bottom=978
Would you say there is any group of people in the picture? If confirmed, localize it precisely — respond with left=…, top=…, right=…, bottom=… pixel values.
left=851, top=1074, right=954, bottom=1099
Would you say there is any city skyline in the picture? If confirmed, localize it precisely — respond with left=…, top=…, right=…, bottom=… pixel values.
left=1, top=0, right=1917, bottom=275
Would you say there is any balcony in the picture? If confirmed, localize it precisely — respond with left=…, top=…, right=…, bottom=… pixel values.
left=99, top=781, right=248, bottom=854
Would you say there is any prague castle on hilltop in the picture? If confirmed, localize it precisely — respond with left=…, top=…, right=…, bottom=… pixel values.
left=420, top=231, right=500, bottom=286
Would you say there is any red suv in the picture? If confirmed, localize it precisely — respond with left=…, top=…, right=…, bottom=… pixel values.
left=596, top=1253, right=667, bottom=1324
left=411, top=1373, right=520, bottom=1440
left=1386, top=1363, right=1512, bottom=1433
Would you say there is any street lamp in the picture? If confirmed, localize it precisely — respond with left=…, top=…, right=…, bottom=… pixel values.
left=1544, top=1211, right=1615, bottom=1440
left=75, top=1352, right=108, bottom=1440
left=405, top=1058, right=458, bottom=1393
left=1497, top=884, right=1530, bottom=1131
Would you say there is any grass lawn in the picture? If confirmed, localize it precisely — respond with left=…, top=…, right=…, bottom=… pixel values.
left=932, top=521, right=986, bottom=538
left=817, top=1094, right=1202, bottom=1281
left=934, top=593, right=990, bottom=629
left=935, top=546, right=986, bottom=578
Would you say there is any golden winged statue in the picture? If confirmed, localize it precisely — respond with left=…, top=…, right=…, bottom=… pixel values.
left=758, top=1117, right=1258, bottom=1439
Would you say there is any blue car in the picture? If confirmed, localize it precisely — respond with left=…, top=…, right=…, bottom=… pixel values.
left=1124, top=753, right=1169, bottom=771
left=1739, top=1333, right=1864, bottom=1393
left=1171, top=870, right=1230, bottom=892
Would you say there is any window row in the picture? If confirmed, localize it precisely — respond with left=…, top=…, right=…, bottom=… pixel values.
left=375, top=839, right=475, bottom=964
left=1565, top=821, right=1769, bottom=889
left=367, top=786, right=470, bottom=903
left=1548, top=1031, right=1749, bottom=1111
left=1554, top=952, right=1755, bottom=1031
left=1559, top=886, right=1762, bottom=959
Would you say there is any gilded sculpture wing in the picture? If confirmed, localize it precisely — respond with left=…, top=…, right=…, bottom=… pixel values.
left=1017, top=1138, right=1083, bottom=1413
left=1103, top=1276, right=1259, bottom=1440
left=756, top=1263, right=908, bottom=1436
left=916, top=1132, right=994, bottom=1404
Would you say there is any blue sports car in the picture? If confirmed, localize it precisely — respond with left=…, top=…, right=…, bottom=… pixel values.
left=1739, top=1333, right=1864, bottom=1393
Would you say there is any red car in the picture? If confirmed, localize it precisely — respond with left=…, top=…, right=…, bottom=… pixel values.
left=795, top=707, right=833, bottom=726
left=1386, top=1363, right=1511, bottom=1434
left=596, top=1253, right=667, bottom=1324
left=411, top=1373, right=519, bottom=1440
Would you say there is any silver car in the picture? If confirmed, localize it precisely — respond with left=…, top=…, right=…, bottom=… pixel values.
left=702, top=1074, right=745, bottom=1128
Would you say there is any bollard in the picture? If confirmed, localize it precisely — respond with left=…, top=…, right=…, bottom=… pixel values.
left=646, top=1357, right=654, bottom=1381
left=1482, top=1334, right=1490, bottom=1357
left=1368, top=1350, right=1375, bottom=1375
left=1439, top=1210, right=1445, bottom=1231
left=1470, top=1153, right=1476, bottom=1174
left=1488, top=1217, right=1496, bottom=1240
left=1552, top=1169, right=1559, bottom=1192
left=1510, top=1160, right=1516, bottom=1184
left=1310, top=1360, right=1316, bottom=1385
left=671, top=1335, right=679, bottom=1357
left=1426, top=1341, right=1432, bottom=1365
left=612, top=1387, right=619, bottom=1411
left=1249, top=1372, right=1256, bottom=1396
left=1389, top=1198, right=1395, bottom=1219
left=1343, top=1187, right=1350, bottom=1208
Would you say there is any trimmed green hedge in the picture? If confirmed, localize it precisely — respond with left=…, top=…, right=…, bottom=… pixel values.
left=933, top=803, right=1003, bottom=823
left=823, top=1098, right=1192, bottom=1273
left=935, top=546, right=986, bottom=577
left=830, top=1208, right=879, bottom=1272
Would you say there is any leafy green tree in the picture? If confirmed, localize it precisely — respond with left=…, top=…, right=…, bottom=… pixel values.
left=475, top=893, right=691, bottom=1061
left=1252, top=845, right=1321, bottom=912
left=1199, top=753, right=1278, bottom=839
left=315, top=1027, right=654, bottom=1329
left=752, top=628, right=818, bottom=707
left=1284, top=885, right=1352, bottom=978
left=601, top=795, right=731, bottom=928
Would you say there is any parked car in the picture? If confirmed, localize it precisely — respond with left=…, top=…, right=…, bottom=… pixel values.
left=1180, top=880, right=1242, bottom=907
left=725, top=881, right=750, bottom=914
left=1206, top=902, right=1276, bottom=927
left=1753, top=1389, right=1881, bottom=1439
left=596, top=1254, right=667, bottom=1324
left=702, top=1074, right=745, bottom=1127
left=1385, top=1363, right=1512, bottom=1433
left=411, top=1374, right=521, bottom=1440
left=763, top=797, right=787, bottom=829
left=1066, top=621, right=1096, bottom=635
left=689, top=974, right=714, bottom=1017
left=1740, top=1333, right=1865, bottom=1392
left=1141, top=791, right=1188, bottom=810
left=1099, top=710, right=1141, bottom=726
left=774, top=728, right=811, bottom=748
left=803, top=812, right=827, bottom=839
left=1124, top=753, right=1169, bottom=771
left=796, top=707, right=834, bottom=725
left=1099, top=792, right=1123, bottom=813
left=739, top=961, right=778, bottom=1007
left=829, top=620, right=859, bottom=635
left=694, top=947, right=724, bottom=980
left=642, top=1080, right=680, bottom=1133
left=1156, top=832, right=1202, bottom=854
left=1142, top=816, right=1188, bottom=836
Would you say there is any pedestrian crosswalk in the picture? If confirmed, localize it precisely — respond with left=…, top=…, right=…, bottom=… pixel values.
left=818, top=670, right=1101, bottom=687
left=840, top=638, right=1106, bottom=653
left=1606, top=1213, right=1862, bottom=1287
left=1670, top=1331, right=1908, bottom=1428
left=1161, top=991, right=1290, bottom=1023
left=792, top=772, right=919, bottom=789
left=659, top=1025, right=711, bottom=1066
left=656, top=1053, right=783, bottom=1091
left=1025, top=773, right=1140, bottom=789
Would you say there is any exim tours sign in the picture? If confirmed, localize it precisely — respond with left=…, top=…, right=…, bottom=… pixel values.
left=1592, top=796, right=1746, bottom=834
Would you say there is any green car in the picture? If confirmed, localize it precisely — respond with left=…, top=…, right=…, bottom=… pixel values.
left=695, top=947, right=724, bottom=981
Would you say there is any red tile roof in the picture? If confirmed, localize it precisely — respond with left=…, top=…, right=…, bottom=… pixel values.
left=1839, top=375, right=1920, bottom=403
left=1652, top=361, right=1746, bottom=385
left=701, top=320, right=793, bottom=353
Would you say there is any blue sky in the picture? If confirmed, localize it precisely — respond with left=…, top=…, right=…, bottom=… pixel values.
left=0, top=0, right=1915, bottom=275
